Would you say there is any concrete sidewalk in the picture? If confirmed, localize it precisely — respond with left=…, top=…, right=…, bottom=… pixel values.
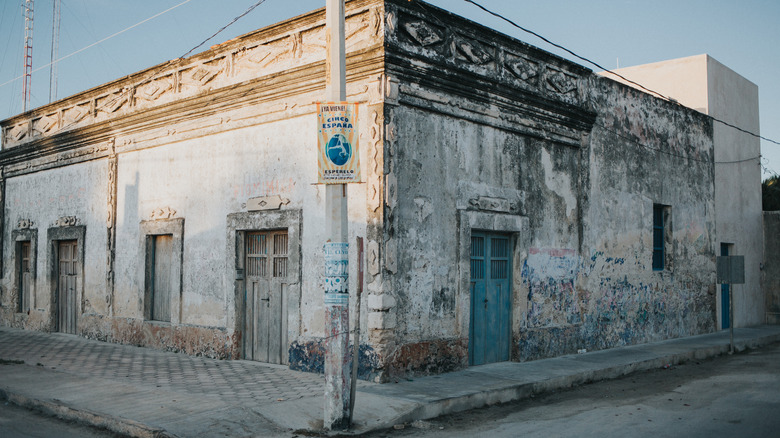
left=2, top=325, right=780, bottom=437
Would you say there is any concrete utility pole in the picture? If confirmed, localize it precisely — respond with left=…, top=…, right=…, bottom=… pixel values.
left=323, top=0, right=350, bottom=430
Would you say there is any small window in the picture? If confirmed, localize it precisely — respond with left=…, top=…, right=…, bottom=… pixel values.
left=246, top=230, right=289, bottom=279
left=652, top=204, right=671, bottom=271
left=18, top=241, right=32, bottom=313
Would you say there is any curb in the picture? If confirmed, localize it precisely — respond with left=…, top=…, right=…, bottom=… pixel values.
left=364, top=333, right=780, bottom=431
left=0, top=386, right=176, bottom=438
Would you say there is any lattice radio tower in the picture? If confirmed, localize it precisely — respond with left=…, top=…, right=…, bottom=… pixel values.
left=22, top=0, right=34, bottom=112
left=49, top=0, right=61, bottom=103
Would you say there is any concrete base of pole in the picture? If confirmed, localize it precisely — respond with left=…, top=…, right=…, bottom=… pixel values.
left=324, top=300, right=350, bottom=429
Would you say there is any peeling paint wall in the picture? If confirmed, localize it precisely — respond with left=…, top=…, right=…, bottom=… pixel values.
left=0, top=0, right=722, bottom=381
left=0, top=0, right=388, bottom=365
left=606, top=55, right=764, bottom=329
left=378, top=0, right=716, bottom=375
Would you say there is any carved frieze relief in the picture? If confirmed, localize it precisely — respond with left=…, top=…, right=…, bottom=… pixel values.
left=136, top=78, right=173, bottom=102
left=54, top=216, right=79, bottom=227
left=367, top=110, right=383, bottom=213
left=505, top=53, right=539, bottom=85
left=246, top=195, right=290, bottom=211
left=386, top=11, right=397, bottom=35
left=33, top=115, right=58, bottom=136
left=545, top=67, right=579, bottom=104
left=97, top=89, right=130, bottom=115
left=298, top=26, right=327, bottom=60
left=238, top=37, right=293, bottom=72
left=453, top=38, right=493, bottom=65
left=150, top=206, right=177, bottom=220
left=9, top=123, right=27, bottom=142
left=17, top=218, right=34, bottom=229
left=345, top=11, right=371, bottom=45
left=181, top=60, right=225, bottom=88
left=367, top=240, right=380, bottom=277
left=468, top=196, right=516, bottom=213
left=63, top=104, right=90, bottom=127
left=403, top=20, right=445, bottom=47
left=369, top=6, right=382, bottom=37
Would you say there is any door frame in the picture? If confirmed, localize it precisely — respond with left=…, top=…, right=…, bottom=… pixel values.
left=469, top=230, right=513, bottom=365
left=227, top=209, right=302, bottom=363
left=719, top=242, right=734, bottom=330
left=457, top=209, right=528, bottom=365
left=12, top=227, right=38, bottom=315
left=140, top=218, right=184, bottom=324
left=243, top=229, right=290, bottom=363
left=47, top=225, right=85, bottom=333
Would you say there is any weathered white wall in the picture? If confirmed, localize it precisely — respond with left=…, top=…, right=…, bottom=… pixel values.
left=577, top=76, right=716, bottom=353
left=112, top=111, right=369, bottom=328
left=2, top=160, right=108, bottom=330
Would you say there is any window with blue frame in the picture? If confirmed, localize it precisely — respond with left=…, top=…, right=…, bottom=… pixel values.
left=652, top=204, right=668, bottom=271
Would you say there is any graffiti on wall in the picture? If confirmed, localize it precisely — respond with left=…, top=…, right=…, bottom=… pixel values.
left=522, top=247, right=581, bottom=327
left=517, top=248, right=715, bottom=361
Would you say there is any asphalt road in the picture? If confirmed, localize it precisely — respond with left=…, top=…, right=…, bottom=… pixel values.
left=0, top=401, right=117, bottom=438
left=365, top=342, right=780, bottom=438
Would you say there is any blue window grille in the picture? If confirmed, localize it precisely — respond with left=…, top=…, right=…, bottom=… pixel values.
left=652, top=204, right=664, bottom=270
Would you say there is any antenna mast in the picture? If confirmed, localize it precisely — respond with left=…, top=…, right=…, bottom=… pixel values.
left=49, top=0, right=60, bottom=103
left=22, top=0, right=34, bottom=112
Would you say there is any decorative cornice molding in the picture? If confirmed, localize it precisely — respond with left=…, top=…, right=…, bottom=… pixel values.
left=1, top=0, right=385, bottom=149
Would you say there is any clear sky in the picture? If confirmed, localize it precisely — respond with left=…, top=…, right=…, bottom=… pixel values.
left=0, top=0, right=778, bottom=179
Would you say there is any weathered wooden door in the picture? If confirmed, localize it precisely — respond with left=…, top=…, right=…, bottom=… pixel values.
left=151, top=235, right=173, bottom=322
left=244, top=231, right=289, bottom=364
left=19, top=241, right=32, bottom=313
left=57, top=240, right=78, bottom=334
left=469, top=232, right=512, bottom=366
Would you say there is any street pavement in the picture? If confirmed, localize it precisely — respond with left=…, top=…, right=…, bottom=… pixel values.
left=1, top=325, right=779, bottom=437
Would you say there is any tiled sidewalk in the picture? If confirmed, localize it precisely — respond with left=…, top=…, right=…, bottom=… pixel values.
left=0, top=328, right=324, bottom=405
left=2, top=325, right=780, bottom=437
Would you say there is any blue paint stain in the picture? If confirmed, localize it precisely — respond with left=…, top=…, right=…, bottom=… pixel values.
left=288, top=340, right=380, bottom=381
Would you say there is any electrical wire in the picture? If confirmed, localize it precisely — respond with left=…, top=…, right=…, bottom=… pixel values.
left=596, top=121, right=710, bottom=164
left=95, top=0, right=268, bottom=112
left=178, top=0, right=268, bottom=60
left=0, top=0, right=195, bottom=90
left=462, top=0, right=780, bottom=148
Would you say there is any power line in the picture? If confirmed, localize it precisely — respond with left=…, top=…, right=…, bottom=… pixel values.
left=596, top=121, right=761, bottom=166
left=0, top=0, right=195, bottom=90
left=178, top=0, right=268, bottom=60
left=95, top=0, right=269, bottom=114
left=462, top=0, right=780, bottom=148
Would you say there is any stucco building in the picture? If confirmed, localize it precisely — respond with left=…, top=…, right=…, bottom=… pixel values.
left=1, top=0, right=726, bottom=381
left=606, top=54, right=764, bottom=330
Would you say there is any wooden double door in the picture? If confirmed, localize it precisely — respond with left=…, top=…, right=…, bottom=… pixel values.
left=243, top=230, right=290, bottom=364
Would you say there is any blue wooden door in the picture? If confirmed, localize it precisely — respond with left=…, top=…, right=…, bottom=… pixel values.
left=721, top=243, right=730, bottom=329
left=469, top=232, right=512, bottom=366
